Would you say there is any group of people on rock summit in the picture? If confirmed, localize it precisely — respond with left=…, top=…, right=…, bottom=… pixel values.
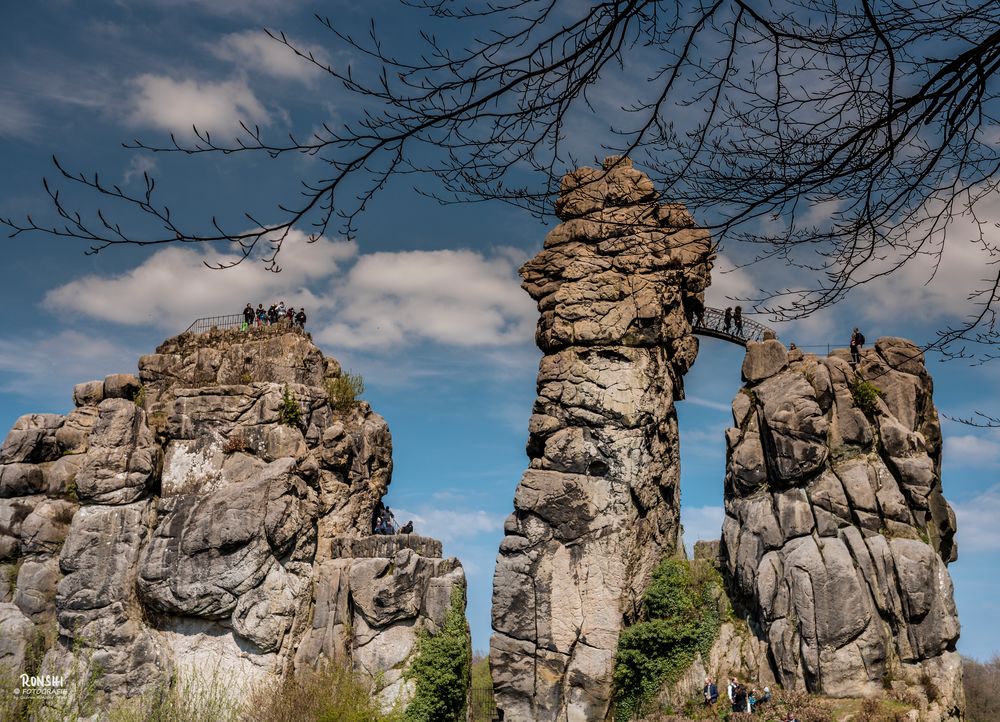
left=703, top=676, right=795, bottom=719
left=242, top=301, right=306, bottom=329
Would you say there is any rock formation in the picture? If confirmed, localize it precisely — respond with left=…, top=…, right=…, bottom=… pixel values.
left=0, top=324, right=466, bottom=714
left=490, top=157, right=714, bottom=720
left=721, top=337, right=963, bottom=720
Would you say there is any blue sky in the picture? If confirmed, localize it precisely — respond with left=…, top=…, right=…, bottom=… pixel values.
left=1, top=1, right=998, bottom=661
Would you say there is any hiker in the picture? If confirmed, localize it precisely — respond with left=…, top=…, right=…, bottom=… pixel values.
left=255, top=304, right=266, bottom=327
left=724, top=307, right=732, bottom=332
left=295, top=308, right=307, bottom=328
left=734, top=305, right=743, bottom=335
left=732, top=683, right=747, bottom=713
left=268, top=304, right=279, bottom=325
left=758, top=686, right=771, bottom=710
left=383, top=506, right=397, bottom=534
left=850, top=327, right=865, bottom=364
left=400, top=520, right=414, bottom=535
left=703, top=676, right=718, bottom=712
left=695, top=305, right=705, bottom=327
left=243, top=303, right=254, bottom=328
left=276, top=300, right=286, bottom=319
left=727, top=677, right=737, bottom=704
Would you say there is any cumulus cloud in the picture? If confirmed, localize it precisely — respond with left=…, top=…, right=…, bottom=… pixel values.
left=211, top=31, right=328, bottom=83
left=43, top=232, right=356, bottom=329
left=128, top=74, right=269, bottom=136
left=315, top=248, right=536, bottom=350
left=0, top=331, right=140, bottom=402
left=954, top=486, right=1000, bottom=551
left=681, top=504, right=724, bottom=555
left=944, top=432, right=1000, bottom=468
left=390, top=507, right=506, bottom=544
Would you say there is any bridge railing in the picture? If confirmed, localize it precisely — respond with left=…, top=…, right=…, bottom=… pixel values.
left=693, top=307, right=774, bottom=345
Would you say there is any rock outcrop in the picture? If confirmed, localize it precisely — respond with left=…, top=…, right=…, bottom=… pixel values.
left=490, top=157, right=714, bottom=721
left=0, top=324, right=466, bottom=714
left=721, top=337, right=963, bottom=720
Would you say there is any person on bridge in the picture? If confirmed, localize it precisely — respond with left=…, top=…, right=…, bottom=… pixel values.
left=734, top=306, right=743, bottom=335
left=851, top=327, right=865, bottom=364
left=724, top=307, right=732, bottom=332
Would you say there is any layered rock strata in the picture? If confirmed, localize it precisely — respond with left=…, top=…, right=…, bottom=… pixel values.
left=0, top=325, right=465, bottom=713
left=490, top=157, right=714, bottom=721
left=722, top=337, right=963, bottom=721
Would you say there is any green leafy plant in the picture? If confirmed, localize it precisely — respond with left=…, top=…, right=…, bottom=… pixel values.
left=850, top=377, right=885, bottom=416
left=278, top=385, right=302, bottom=427
left=132, top=384, right=146, bottom=408
left=613, top=559, right=725, bottom=721
left=404, top=585, right=471, bottom=722
left=326, top=371, right=365, bottom=412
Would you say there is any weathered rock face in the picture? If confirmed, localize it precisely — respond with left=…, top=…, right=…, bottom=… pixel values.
left=490, top=157, right=713, bottom=721
left=0, top=324, right=465, bottom=714
left=722, top=337, right=963, bottom=721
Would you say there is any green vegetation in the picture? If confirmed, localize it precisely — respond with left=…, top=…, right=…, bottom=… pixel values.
left=613, top=558, right=725, bottom=721
left=326, top=371, right=365, bottom=412
left=278, top=385, right=302, bottom=427
left=404, top=585, right=471, bottom=722
left=132, top=384, right=146, bottom=409
left=469, top=652, right=494, bottom=722
left=849, top=377, right=885, bottom=416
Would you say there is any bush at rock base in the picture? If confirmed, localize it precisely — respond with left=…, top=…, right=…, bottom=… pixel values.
left=403, top=585, right=471, bottom=722
left=326, top=371, right=365, bottom=412
left=614, top=559, right=724, bottom=721
left=963, top=655, right=1000, bottom=722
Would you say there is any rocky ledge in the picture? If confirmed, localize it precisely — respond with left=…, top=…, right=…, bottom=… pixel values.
left=0, top=324, right=466, bottom=714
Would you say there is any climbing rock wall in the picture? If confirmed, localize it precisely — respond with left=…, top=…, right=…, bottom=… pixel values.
left=0, top=325, right=465, bottom=715
left=490, top=157, right=714, bottom=721
left=723, top=338, right=963, bottom=721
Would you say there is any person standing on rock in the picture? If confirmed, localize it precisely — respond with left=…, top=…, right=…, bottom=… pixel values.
left=727, top=677, right=737, bottom=705
left=734, top=305, right=743, bottom=335
left=295, top=308, right=307, bottom=328
left=703, top=676, right=718, bottom=712
left=850, top=327, right=865, bottom=364
left=724, top=307, right=733, bottom=332
left=243, top=303, right=254, bottom=329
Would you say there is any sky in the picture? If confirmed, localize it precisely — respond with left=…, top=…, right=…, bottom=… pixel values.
left=1, top=1, right=998, bottom=663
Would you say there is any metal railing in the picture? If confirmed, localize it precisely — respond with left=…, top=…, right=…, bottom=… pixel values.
left=469, top=686, right=499, bottom=721
left=692, top=307, right=776, bottom=346
left=183, top=314, right=246, bottom=334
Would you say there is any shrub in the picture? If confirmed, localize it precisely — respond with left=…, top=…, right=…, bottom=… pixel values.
left=278, top=385, right=302, bottom=427
left=849, top=377, right=884, bottom=416
left=964, top=655, right=1000, bottom=722
left=613, top=559, right=724, bottom=721
left=326, top=371, right=365, bottom=412
left=404, top=585, right=471, bottom=722
left=132, top=384, right=146, bottom=408
left=222, top=432, right=248, bottom=454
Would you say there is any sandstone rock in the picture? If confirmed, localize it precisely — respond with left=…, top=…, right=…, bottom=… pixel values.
left=104, top=373, right=141, bottom=401
left=14, top=556, right=60, bottom=621
left=75, top=399, right=160, bottom=505
left=492, top=159, right=712, bottom=721
left=19, top=498, right=77, bottom=554
left=73, top=380, right=104, bottom=407
left=721, top=336, right=962, bottom=716
left=0, top=464, right=45, bottom=498
left=0, top=602, right=35, bottom=671
left=741, top=339, right=788, bottom=383
left=1, top=414, right=63, bottom=465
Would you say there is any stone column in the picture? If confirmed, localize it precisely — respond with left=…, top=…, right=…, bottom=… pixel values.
left=490, top=158, right=713, bottom=721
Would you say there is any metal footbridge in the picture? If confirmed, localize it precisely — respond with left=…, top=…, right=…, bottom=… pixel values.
left=692, top=307, right=775, bottom=346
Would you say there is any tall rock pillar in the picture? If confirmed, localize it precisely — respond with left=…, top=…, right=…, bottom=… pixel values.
left=490, top=157, right=713, bottom=721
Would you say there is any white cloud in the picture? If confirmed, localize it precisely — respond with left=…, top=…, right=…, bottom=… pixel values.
left=128, top=74, right=269, bottom=136
left=123, top=155, right=158, bottom=186
left=681, top=504, right=725, bottom=555
left=211, top=31, right=328, bottom=83
left=0, top=95, right=36, bottom=139
left=390, top=506, right=506, bottom=544
left=954, top=486, right=1000, bottom=551
left=137, top=0, right=306, bottom=17
left=703, top=254, right=758, bottom=309
left=684, top=396, right=732, bottom=413
left=315, top=249, right=537, bottom=350
left=944, top=432, right=1000, bottom=468
left=43, top=232, right=356, bottom=329
left=0, top=331, right=139, bottom=403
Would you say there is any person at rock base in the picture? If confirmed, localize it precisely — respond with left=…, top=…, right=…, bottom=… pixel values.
left=850, top=326, right=865, bottom=364
left=727, top=677, right=737, bottom=704
left=724, top=307, right=732, bottom=332
left=734, top=305, right=743, bottom=335
left=703, top=676, right=718, bottom=712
